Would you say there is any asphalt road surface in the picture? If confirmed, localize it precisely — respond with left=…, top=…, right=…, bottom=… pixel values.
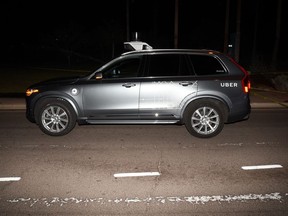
left=0, top=109, right=288, bottom=215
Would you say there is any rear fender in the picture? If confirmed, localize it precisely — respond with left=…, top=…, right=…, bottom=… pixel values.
left=180, top=96, right=230, bottom=123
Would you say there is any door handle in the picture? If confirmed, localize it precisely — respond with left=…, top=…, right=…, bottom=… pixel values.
left=122, top=83, right=136, bottom=88
left=179, top=81, right=193, bottom=86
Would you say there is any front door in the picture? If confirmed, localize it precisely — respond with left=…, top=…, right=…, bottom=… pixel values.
left=83, top=57, right=142, bottom=120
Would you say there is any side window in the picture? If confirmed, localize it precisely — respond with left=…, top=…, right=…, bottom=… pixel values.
left=148, top=54, right=191, bottom=77
left=189, top=55, right=226, bottom=76
left=102, top=58, right=140, bottom=79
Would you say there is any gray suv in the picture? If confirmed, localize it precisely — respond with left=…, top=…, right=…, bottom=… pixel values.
left=26, top=47, right=251, bottom=138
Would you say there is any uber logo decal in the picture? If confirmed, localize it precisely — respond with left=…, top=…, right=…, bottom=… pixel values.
left=220, top=82, right=238, bottom=87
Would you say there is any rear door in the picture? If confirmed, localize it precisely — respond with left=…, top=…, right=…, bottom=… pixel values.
left=139, top=54, right=198, bottom=120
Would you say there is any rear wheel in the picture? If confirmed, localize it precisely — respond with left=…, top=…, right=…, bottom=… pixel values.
left=36, top=99, right=76, bottom=136
left=184, top=100, right=225, bottom=138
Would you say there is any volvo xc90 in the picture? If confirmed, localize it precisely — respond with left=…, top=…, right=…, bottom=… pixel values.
left=26, top=43, right=251, bottom=138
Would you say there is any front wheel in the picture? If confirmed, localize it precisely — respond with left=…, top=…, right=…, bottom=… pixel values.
left=36, top=99, right=76, bottom=136
left=184, top=100, right=225, bottom=138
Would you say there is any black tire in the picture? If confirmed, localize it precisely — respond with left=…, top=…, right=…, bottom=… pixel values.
left=35, top=99, right=76, bottom=136
left=184, top=100, right=225, bottom=138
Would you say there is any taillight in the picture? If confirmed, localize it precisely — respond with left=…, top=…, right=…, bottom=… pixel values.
left=242, top=76, right=251, bottom=93
left=229, top=57, right=251, bottom=93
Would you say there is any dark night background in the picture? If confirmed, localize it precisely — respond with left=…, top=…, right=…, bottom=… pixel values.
left=0, top=0, right=287, bottom=72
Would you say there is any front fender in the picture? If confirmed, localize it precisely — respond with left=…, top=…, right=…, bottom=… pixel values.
left=30, top=91, right=83, bottom=120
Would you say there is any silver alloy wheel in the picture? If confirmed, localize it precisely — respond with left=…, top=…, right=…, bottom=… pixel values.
left=191, top=106, right=220, bottom=135
left=41, top=105, right=69, bottom=133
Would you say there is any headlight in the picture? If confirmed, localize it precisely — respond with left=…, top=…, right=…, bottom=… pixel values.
left=26, top=89, right=39, bottom=96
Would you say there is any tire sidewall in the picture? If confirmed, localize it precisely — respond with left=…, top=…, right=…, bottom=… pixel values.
left=36, top=98, right=76, bottom=136
left=184, top=100, right=225, bottom=138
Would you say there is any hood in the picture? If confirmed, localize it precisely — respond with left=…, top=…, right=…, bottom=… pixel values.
left=29, top=76, right=80, bottom=88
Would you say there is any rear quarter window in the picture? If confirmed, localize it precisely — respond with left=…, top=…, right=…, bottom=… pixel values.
left=189, top=55, right=227, bottom=76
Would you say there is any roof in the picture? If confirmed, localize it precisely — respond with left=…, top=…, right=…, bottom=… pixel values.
left=121, top=49, right=220, bottom=56
left=122, top=41, right=220, bottom=56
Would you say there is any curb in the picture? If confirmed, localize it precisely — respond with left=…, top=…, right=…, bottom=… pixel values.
left=0, top=98, right=26, bottom=110
left=0, top=100, right=287, bottom=110
left=250, top=102, right=288, bottom=109
left=0, top=104, right=26, bottom=110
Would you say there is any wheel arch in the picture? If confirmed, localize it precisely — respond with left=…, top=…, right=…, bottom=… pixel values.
left=33, top=94, right=80, bottom=124
left=181, top=97, right=230, bottom=123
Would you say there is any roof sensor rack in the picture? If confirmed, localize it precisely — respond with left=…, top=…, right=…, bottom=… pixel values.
left=124, top=41, right=153, bottom=51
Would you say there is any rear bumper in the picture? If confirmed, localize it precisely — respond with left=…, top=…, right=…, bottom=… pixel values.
left=227, top=97, right=251, bottom=123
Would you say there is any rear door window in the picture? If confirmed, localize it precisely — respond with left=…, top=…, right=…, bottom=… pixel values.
left=189, top=55, right=226, bottom=76
left=148, top=54, right=191, bottom=77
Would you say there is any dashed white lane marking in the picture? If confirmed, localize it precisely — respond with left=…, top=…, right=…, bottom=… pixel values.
left=241, top=164, right=283, bottom=170
left=0, top=177, right=21, bottom=182
left=114, top=172, right=160, bottom=178
left=5, top=192, right=287, bottom=207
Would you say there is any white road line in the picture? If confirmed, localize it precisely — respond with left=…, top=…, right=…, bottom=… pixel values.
left=114, top=172, right=160, bottom=178
left=241, top=164, right=283, bottom=170
left=0, top=177, right=21, bottom=182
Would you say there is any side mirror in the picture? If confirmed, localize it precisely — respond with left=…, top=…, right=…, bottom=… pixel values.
left=95, top=72, right=103, bottom=80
